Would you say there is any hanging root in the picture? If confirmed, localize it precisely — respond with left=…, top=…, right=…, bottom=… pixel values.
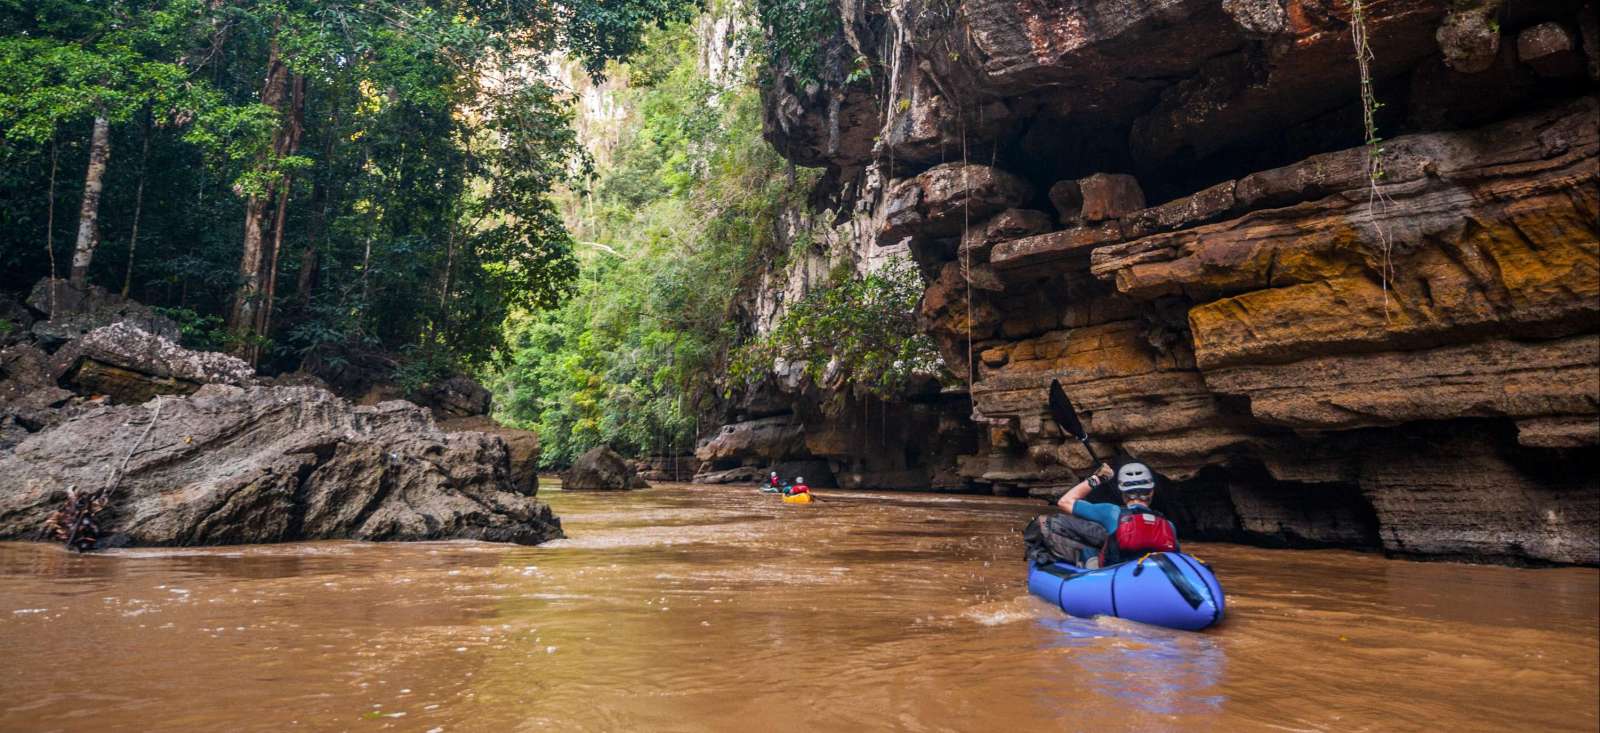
left=1349, top=0, right=1397, bottom=317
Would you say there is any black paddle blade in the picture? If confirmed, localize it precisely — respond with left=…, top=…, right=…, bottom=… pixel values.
left=1048, top=379, right=1087, bottom=440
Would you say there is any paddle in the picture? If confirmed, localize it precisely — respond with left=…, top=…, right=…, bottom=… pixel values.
left=1048, top=378, right=1100, bottom=464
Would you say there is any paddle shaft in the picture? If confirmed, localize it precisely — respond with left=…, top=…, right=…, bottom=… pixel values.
left=1076, top=436, right=1100, bottom=465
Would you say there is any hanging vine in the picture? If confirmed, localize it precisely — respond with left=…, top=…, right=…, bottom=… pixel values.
left=1348, top=0, right=1396, bottom=316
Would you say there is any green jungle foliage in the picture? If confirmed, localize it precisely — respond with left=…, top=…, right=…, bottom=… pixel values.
left=728, top=256, right=941, bottom=400
left=751, top=0, right=839, bottom=85
left=492, top=13, right=943, bottom=467
left=0, top=0, right=695, bottom=375
left=491, top=17, right=815, bottom=466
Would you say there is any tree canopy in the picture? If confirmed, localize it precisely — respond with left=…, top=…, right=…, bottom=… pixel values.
left=0, top=0, right=697, bottom=374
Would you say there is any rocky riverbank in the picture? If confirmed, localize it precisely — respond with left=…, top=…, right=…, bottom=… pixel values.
left=0, top=279, right=561, bottom=548
left=716, top=0, right=1599, bottom=564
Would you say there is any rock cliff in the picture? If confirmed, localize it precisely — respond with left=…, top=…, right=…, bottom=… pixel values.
left=756, top=0, right=1599, bottom=564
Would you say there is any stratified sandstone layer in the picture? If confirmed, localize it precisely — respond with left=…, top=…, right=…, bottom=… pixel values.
left=753, top=0, right=1599, bottom=563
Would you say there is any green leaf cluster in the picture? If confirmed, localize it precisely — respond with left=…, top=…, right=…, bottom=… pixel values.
left=751, top=0, right=840, bottom=85
left=728, top=256, right=942, bottom=401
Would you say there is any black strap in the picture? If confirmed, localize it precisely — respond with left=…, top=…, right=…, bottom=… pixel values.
left=1172, top=553, right=1222, bottom=625
left=1151, top=554, right=1205, bottom=610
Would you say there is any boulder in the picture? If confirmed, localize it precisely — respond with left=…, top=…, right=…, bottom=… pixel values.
left=563, top=446, right=648, bottom=490
left=0, top=343, right=77, bottom=451
left=0, top=385, right=564, bottom=547
left=50, top=323, right=257, bottom=404
left=1050, top=174, right=1146, bottom=225
left=25, top=278, right=180, bottom=349
left=1, top=344, right=73, bottom=414
left=1436, top=2, right=1504, bottom=74
left=1517, top=22, right=1582, bottom=77
left=439, top=415, right=540, bottom=495
left=415, top=374, right=492, bottom=419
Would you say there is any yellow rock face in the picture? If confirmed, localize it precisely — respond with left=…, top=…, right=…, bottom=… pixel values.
left=1190, top=188, right=1599, bottom=369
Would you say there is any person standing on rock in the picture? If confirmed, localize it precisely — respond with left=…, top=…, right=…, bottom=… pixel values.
left=1023, top=460, right=1179, bottom=568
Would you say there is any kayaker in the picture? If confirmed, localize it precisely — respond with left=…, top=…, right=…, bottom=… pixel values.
left=1024, top=460, right=1179, bottom=568
left=786, top=477, right=810, bottom=496
left=768, top=471, right=782, bottom=490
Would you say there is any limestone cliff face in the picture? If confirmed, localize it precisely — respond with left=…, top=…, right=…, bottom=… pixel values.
left=758, top=0, right=1599, bottom=564
left=701, top=205, right=981, bottom=491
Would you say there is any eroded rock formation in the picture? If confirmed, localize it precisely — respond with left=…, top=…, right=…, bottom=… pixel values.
left=755, top=0, right=1599, bottom=563
left=564, top=445, right=650, bottom=490
left=0, top=385, right=563, bottom=547
left=0, top=284, right=562, bottom=548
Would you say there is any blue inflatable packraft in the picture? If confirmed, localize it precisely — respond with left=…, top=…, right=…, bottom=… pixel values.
left=1027, top=552, right=1225, bottom=631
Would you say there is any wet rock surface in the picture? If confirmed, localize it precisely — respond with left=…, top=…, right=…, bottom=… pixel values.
left=0, top=385, right=564, bottom=547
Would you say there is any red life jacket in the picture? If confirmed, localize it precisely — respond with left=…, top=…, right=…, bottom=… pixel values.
left=791, top=484, right=810, bottom=494
left=769, top=476, right=780, bottom=487
left=1100, top=507, right=1178, bottom=565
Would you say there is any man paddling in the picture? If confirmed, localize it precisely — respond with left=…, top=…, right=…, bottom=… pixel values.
left=1024, top=460, right=1179, bottom=569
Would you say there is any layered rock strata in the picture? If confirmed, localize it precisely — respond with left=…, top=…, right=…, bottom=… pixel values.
left=757, top=0, right=1600, bottom=563
left=0, top=386, right=564, bottom=547
left=0, top=289, right=562, bottom=548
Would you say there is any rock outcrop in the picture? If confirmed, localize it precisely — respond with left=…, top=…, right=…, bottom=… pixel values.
left=438, top=415, right=541, bottom=495
left=755, top=0, right=1600, bottom=564
left=415, top=375, right=493, bottom=420
left=632, top=455, right=700, bottom=483
left=51, top=323, right=259, bottom=403
left=25, top=278, right=180, bottom=348
left=0, top=385, right=563, bottom=547
left=564, top=446, right=649, bottom=490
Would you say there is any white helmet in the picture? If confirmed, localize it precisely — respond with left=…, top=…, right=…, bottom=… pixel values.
left=796, top=476, right=804, bottom=483
left=1116, top=462, right=1156, bottom=493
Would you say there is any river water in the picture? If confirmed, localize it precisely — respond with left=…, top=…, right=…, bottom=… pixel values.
left=1, top=482, right=1596, bottom=732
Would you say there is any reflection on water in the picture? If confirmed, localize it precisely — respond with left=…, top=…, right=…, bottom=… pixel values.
left=1, top=482, right=1595, bottom=732
left=1038, top=616, right=1227, bottom=718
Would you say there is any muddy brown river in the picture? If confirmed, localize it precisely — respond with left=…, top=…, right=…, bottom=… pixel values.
left=1, top=482, right=1596, bottom=731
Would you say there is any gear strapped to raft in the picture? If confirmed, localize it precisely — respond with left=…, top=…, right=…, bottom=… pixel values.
left=1100, top=507, right=1179, bottom=566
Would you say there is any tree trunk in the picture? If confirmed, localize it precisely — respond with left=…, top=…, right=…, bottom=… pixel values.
left=121, top=116, right=152, bottom=298
left=229, top=35, right=290, bottom=354
left=69, top=115, right=111, bottom=291
left=253, top=176, right=292, bottom=364
left=252, top=73, right=305, bottom=364
left=296, top=104, right=339, bottom=307
left=45, top=138, right=59, bottom=315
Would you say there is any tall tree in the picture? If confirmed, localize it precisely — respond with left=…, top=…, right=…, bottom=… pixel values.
left=68, top=114, right=110, bottom=290
left=229, top=31, right=292, bottom=353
